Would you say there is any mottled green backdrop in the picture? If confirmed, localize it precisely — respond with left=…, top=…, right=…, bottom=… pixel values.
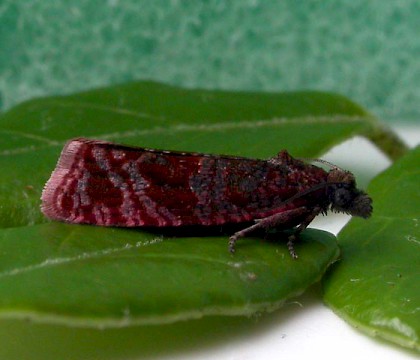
left=0, top=0, right=418, bottom=122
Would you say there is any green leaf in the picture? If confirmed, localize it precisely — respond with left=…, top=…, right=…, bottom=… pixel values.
left=0, top=315, right=270, bottom=360
left=0, top=81, right=407, bottom=228
left=0, top=224, right=338, bottom=326
left=0, top=81, right=406, bottom=328
left=323, top=146, right=420, bottom=352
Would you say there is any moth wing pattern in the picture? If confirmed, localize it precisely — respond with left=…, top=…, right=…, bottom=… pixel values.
left=41, top=138, right=329, bottom=228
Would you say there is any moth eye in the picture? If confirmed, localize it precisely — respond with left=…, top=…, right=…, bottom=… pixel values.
left=334, top=188, right=352, bottom=207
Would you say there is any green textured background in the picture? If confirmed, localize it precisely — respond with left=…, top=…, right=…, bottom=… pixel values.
left=0, top=0, right=419, bottom=122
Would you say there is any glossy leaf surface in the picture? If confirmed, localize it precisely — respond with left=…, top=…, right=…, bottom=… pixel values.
left=324, top=146, right=420, bottom=351
left=0, top=224, right=338, bottom=326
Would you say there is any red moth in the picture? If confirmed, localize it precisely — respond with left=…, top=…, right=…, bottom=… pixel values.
left=41, top=138, right=372, bottom=258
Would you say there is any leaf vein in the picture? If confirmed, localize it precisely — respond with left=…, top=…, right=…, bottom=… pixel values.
left=0, top=115, right=368, bottom=157
left=0, top=238, right=163, bottom=279
left=97, top=115, right=369, bottom=141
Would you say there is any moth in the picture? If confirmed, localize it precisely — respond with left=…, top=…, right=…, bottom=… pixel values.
left=41, top=138, right=372, bottom=258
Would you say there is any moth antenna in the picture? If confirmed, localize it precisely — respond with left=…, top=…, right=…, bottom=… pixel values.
left=298, top=157, right=344, bottom=171
left=275, top=173, right=356, bottom=209
left=274, top=182, right=330, bottom=208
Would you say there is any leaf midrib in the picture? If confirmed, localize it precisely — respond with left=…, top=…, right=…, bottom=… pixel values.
left=0, top=114, right=371, bottom=156
left=0, top=242, right=264, bottom=280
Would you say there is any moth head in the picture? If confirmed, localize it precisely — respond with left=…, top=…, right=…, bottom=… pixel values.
left=327, top=169, right=372, bottom=218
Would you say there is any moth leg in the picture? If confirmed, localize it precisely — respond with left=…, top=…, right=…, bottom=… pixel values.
left=286, top=206, right=322, bottom=259
left=229, top=206, right=310, bottom=255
